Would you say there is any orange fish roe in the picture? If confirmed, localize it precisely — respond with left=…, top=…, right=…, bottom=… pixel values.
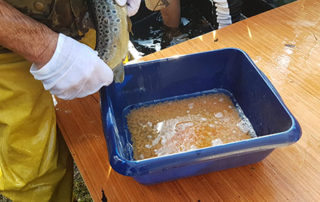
left=126, top=93, right=256, bottom=160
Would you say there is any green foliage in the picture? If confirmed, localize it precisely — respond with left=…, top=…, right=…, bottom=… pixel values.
left=0, top=194, right=11, bottom=202
left=73, top=163, right=93, bottom=202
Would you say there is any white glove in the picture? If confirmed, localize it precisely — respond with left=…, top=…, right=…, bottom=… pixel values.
left=127, top=0, right=141, bottom=17
left=116, top=0, right=141, bottom=17
left=30, top=33, right=114, bottom=100
left=115, top=0, right=127, bottom=6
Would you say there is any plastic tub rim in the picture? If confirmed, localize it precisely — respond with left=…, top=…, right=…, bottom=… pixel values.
left=102, top=48, right=302, bottom=176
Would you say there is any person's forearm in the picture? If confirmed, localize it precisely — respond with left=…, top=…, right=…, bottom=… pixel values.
left=0, top=0, right=58, bottom=68
left=161, top=0, right=180, bottom=28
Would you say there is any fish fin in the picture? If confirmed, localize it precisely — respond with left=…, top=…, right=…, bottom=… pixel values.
left=113, top=63, right=125, bottom=83
left=127, top=17, right=133, bottom=35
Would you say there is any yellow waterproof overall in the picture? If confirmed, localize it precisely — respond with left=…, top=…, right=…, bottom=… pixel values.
left=0, top=52, right=73, bottom=201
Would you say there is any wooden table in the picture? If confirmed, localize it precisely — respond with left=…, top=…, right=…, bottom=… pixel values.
left=56, top=0, right=320, bottom=201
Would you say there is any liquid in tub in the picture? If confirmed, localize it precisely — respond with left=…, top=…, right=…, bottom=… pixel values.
left=125, top=91, right=257, bottom=160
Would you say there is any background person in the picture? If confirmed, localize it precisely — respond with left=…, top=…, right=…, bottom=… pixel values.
left=145, top=0, right=243, bottom=46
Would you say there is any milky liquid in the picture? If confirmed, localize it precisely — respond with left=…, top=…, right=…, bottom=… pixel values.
left=126, top=93, right=257, bottom=160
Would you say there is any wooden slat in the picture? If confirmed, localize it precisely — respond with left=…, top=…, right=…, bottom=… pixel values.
left=56, top=0, right=320, bottom=201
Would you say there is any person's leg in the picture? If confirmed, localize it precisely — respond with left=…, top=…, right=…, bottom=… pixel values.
left=160, top=0, right=189, bottom=48
left=212, top=0, right=243, bottom=29
left=160, top=0, right=181, bottom=28
left=0, top=52, right=73, bottom=201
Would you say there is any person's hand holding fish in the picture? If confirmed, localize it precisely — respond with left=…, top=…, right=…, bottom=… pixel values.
left=29, top=0, right=141, bottom=100
left=115, top=0, right=141, bottom=16
left=30, top=33, right=114, bottom=100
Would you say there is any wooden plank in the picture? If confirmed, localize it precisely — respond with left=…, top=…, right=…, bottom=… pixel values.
left=56, top=0, right=320, bottom=201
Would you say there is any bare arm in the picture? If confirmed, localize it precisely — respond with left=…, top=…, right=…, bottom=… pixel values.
left=0, top=0, right=58, bottom=68
left=160, top=0, right=180, bottom=28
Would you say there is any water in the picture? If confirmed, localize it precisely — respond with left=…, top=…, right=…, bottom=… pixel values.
left=126, top=92, right=257, bottom=160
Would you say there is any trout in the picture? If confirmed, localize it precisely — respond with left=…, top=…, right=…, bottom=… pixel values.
left=89, top=0, right=129, bottom=82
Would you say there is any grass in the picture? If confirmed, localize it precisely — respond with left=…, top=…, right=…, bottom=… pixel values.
left=73, top=163, right=93, bottom=202
left=0, top=162, right=92, bottom=202
left=0, top=195, right=10, bottom=202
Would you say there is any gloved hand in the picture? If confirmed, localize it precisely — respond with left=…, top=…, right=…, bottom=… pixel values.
left=30, top=33, right=113, bottom=100
left=116, top=0, right=141, bottom=17
left=126, top=0, right=141, bottom=16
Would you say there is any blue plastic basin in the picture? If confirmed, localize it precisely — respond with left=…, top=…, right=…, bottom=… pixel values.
left=100, top=48, right=301, bottom=184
